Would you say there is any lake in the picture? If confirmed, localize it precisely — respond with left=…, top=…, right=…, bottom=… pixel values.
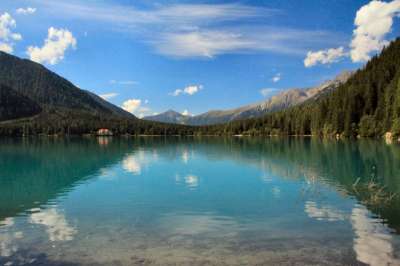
left=1, top=137, right=400, bottom=265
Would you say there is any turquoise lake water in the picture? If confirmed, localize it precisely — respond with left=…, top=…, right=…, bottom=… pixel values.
left=1, top=137, right=400, bottom=265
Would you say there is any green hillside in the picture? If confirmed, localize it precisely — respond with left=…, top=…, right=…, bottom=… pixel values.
left=199, top=38, right=400, bottom=138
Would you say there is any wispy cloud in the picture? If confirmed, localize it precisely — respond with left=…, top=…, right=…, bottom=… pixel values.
left=35, top=2, right=272, bottom=26
left=99, top=92, right=118, bottom=100
left=260, top=88, right=278, bottom=97
left=34, top=1, right=341, bottom=58
left=170, top=85, right=203, bottom=96
left=150, top=26, right=336, bottom=58
left=109, top=80, right=138, bottom=86
left=16, top=7, right=36, bottom=15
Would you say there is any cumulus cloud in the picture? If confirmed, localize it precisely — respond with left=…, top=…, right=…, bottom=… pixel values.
left=260, top=88, right=278, bottom=97
left=272, top=73, right=281, bottom=83
left=304, top=0, right=400, bottom=67
left=0, top=12, right=22, bottom=53
left=171, top=85, right=203, bottom=96
left=350, top=0, right=400, bottom=62
left=182, top=109, right=192, bottom=116
left=121, top=99, right=141, bottom=113
left=304, top=46, right=346, bottom=67
left=99, top=92, right=118, bottom=100
left=16, top=7, right=36, bottom=15
left=121, top=98, right=152, bottom=117
left=27, top=27, right=77, bottom=65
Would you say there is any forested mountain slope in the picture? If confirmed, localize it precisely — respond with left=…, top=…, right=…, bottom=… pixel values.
left=0, top=84, right=41, bottom=121
left=0, top=52, right=133, bottom=119
left=199, top=38, right=400, bottom=138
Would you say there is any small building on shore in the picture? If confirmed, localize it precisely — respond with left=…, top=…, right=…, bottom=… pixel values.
left=97, top=128, right=113, bottom=136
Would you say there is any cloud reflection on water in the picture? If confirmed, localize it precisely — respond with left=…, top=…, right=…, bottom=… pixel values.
left=304, top=201, right=347, bottom=222
left=0, top=218, right=23, bottom=258
left=30, top=208, right=77, bottom=242
left=351, top=206, right=400, bottom=266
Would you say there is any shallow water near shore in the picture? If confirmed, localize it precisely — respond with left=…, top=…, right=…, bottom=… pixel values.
left=1, top=137, right=400, bottom=265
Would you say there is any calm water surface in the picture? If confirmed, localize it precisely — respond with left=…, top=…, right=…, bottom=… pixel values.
left=1, top=137, right=400, bottom=265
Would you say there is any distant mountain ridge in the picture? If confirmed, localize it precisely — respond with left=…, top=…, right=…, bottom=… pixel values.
left=144, top=71, right=353, bottom=125
left=0, top=51, right=134, bottom=121
left=145, top=110, right=189, bottom=124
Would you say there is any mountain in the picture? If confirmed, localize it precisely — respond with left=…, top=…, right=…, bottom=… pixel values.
left=0, top=51, right=133, bottom=120
left=144, top=109, right=189, bottom=124
left=0, top=52, right=197, bottom=136
left=200, top=37, right=400, bottom=138
left=144, top=71, right=353, bottom=125
left=0, top=84, right=41, bottom=121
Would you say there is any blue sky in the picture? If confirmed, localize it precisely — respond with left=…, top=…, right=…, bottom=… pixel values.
left=0, top=0, right=399, bottom=117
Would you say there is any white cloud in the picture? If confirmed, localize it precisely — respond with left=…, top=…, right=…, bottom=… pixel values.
left=27, top=27, right=77, bottom=65
left=121, top=98, right=152, bottom=117
left=0, top=12, right=22, bottom=53
left=156, top=31, right=254, bottom=58
left=182, top=109, right=192, bottom=116
left=0, top=43, right=12, bottom=53
left=303, top=0, right=400, bottom=67
left=154, top=27, right=335, bottom=58
left=30, top=208, right=77, bottom=241
left=260, top=88, right=278, bottom=97
left=272, top=73, right=281, bottom=83
left=304, top=46, right=346, bottom=67
left=16, top=7, right=36, bottom=15
left=35, top=2, right=340, bottom=59
left=109, top=80, right=137, bottom=86
left=350, top=0, right=400, bottom=62
left=121, top=99, right=141, bottom=113
left=171, top=85, right=203, bottom=96
left=99, top=92, right=118, bottom=100
left=37, top=2, right=271, bottom=27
